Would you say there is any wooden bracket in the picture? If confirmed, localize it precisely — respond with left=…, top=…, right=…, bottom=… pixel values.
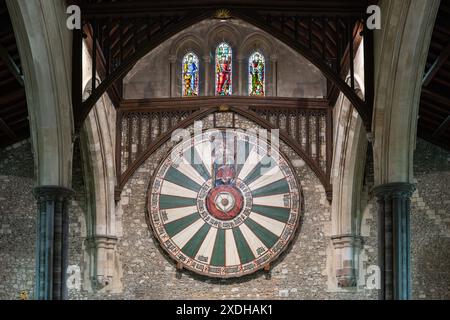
left=264, top=264, right=272, bottom=280
left=114, top=186, right=122, bottom=202
left=219, top=105, right=230, bottom=112
left=176, top=262, right=183, bottom=279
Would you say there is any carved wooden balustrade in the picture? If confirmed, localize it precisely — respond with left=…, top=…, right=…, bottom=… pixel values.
left=116, top=97, right=333, bottom=200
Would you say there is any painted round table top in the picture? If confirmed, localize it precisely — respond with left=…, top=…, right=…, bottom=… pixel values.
left=148, top=129, right=301, bottom=278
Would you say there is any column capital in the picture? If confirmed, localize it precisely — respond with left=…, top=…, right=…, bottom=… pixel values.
left=85, top=235, right=119, bottom=291
left=331, top=234, right=362, bottom=288
left=373, top=182, right=415, bottom=200
left=33, top=185, right=74, bottom=202
left=85, top=235, right=119, bottom=249
left=202, top=55, right=211, bottom=63
left=331, top=234, right=363, bottom=249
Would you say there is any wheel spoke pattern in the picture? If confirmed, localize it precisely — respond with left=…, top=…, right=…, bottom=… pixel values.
left=148, top=129, right=301, bottom=278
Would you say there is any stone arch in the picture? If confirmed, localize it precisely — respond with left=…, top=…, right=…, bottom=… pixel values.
left=169, top=34, right=205, bottom=97
left=327, top=36, right=371, bottom=290
left=81, top=80, right=117, bottom=237
left=79, top=77, right=122, bottom=293
left=240, top=33, right=275, bottom=59
left=372, top=0, right=440, bottom=186
left=207, top=24, right=241, bottom=95
left=170, top=33, right=205, bottom=58
left=207, top=24, right=241, bottom=51
left=370, top=0, right=440, bottom=300
left=332, top=79, right=365, bottom=235
left=6, top=0, right=74, bottom=300
left=6, top=0, right=73, bottom=188
left=239, top=33, right=277, bottom=96
left=330, top=78, right=368, bottom=289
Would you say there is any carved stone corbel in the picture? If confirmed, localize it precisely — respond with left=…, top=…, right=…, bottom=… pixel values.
left=331, top=234, right=363, bottom=288
left=85, top=235, right=119, bottom=291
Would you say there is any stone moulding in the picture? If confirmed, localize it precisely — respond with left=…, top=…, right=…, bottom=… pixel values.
left=85, top=235, right=119, bottom=291
left=331, top=234, right=363, bottom=288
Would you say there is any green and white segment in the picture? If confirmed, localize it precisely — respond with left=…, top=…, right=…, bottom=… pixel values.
left=148, top=129, right=301, bottom=278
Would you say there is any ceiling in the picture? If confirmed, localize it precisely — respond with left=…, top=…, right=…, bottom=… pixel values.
left=80, top=0, right=373, bottom=14
left=0, top=0, right=448, bottom=151
left=420, top=0, right=450, bottom=150
left=0, top=0, right=27, bottom=148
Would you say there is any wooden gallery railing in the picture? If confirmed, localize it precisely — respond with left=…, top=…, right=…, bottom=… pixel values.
left=115, top=97, right=333, bottom=201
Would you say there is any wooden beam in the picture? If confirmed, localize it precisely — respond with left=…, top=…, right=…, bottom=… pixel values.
left=234, top=10, right=371, bottom=130
left=328, top=21, right=365, bottom=106
left=418, top=131, right=450, bottom=151
left=0, top=76, right=16, bottom=87
left=0, top=117, right=16, bottom=139
left=77, top=10, right=214, bottom=130
left=422, top=88, right=450, bottom=107
left=83, top=24, right=121, bottom=108
left=72, top=28, right=83, bottom=132
left=0, top=129, right=30, bottom=148
left=0, top=99, right=27, bottom=115
left=432, top=115, right=450, bottom=138
left=120, top=96, right=330, bottom=112
left=1, top=108, right=28, bottom=121
left=82, top=0, right=371, bottom=17
left=0, top=42, right=24, bottom=87
left=78, top=3, right=373, bottom=132
left=423, top=42, right=450, bottom=87
left=0, top=18, right=11, bottom=34
left=0, top=89, right=25, bottom=105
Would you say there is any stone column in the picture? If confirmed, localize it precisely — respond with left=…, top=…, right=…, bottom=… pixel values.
left=203, top=55, right=211, bottom=96
left=270, top=55, right=278, bottom=97
left=86, top=235, right=118, bottom=291
left=34, top=186, right=74, bottom=300
left=331, top=235, right=362, bottom=287
left=374, top=182, right=415, bottom=300
left=237, top=55, right=245, bottom=96
left=169, top=55, right=177, bottom=98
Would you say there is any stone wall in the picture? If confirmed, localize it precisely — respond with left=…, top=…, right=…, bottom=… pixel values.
left=108, top=113, right=378, bottom=300
left=0, top=136, right=449, bottom=300
left=52, top=135, right=450, bottom=300
left=358, top=139, right=450, bottom=300
left=0, top=140, right=89, bottom=300
left=0, top=140, right=35, bottom=300
left=410, top=139, right=450, bottom=300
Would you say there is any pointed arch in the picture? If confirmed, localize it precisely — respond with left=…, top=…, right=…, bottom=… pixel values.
left=7, top=0, right=73, bottom=187
left=373, top=0, right=440, bottom=185
left=182, top=52, right=200, bottom=97
left=215, top=42, right=233, bottom=96
left=248, top=51, right=265, bottom=96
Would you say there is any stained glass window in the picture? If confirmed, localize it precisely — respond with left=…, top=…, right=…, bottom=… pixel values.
left=182, top=52, right=199, bottom=97
left=248, top=52, right=265, bottom=96
left=215, top=43, right=232, bottom=96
